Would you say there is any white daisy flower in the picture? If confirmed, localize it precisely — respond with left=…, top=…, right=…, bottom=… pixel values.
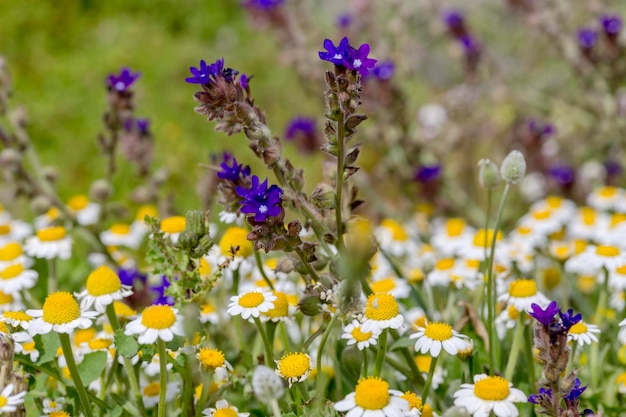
left=197, top=347, right=233, bottom=381
left=24, top=226, right=72, bottom=260
left=252, top=365, right=285, bottom=403
left=414, top=355, right=446, bottom=389
left=141, top=380, right=180, bottom=408
left=199, top=302, right=220, bottom=325
left=568, top=207, right=609, bottom=242
left=33, top=207, right=62, bottom=229
left=565, top=244, right=626, bottom=274
left=124, top=304, right=184, bottom=344
left=375, top=218, right=419, bottom=257
left=0, top=242, right=33, bottom=270
left=369, top=276, right=411, bottom=299
left=453, top=374, right=525, bottom=417
left=142, top=353, right=173, bottom=377
left=517, top=206, right=566, bottom=237
left=42, top=397, right=65, bottom=413
left=0, top=291, right=24, bottom=312
left=495, top=306, right=523, bottom=340
left=0, top=219, right=32, bottom=246
left=27, top=292, right=98, bottom=335
left=159, top=215, right=186, bottom=244
left=410, top=321, right=472, bottom=357
left=0, top=263, right=37, bottom=294
left=0, top=383, right=27, bottom=413
left=568, top=321, right=600, bottom=346
left=202, top=399, right=250, bottom=417
left=616, top=373, right=626, bottom=394
left=360, top=293, right=404, bottom=333
left=460, top=229, right=509, bottom=262
left=587, top=186, right=625, bottom=211
left=334, top=376, right=409, bottom=417
left=67, top=195, right=100, bottom=226
left=342, top=319, right=382, bottom=351
left=100, top=223, right=144, bottom=249
left=497, top=278, right=549, bottom=313
left=275, top=352, right=312, bottom=387
left=1, top=311, right=32, bottom=330
left=75, top=265, right=132, bottom=313
left=431, top=217, right=475, bottom=257
left=12, top=331, right=39, bottom=362
left=130, top=205, right=159, bottom=239
left=227, top=289, right=276, bottom=320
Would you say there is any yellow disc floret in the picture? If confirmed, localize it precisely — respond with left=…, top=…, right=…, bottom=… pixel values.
left=49, top=412, right=70, bottom=417
left=264, top=291, right=289, bottom=319
left=277, top=352, right=311, bottom=379
left=197, top=347, right=226, bottom=371
left=74, top=328, right=97, bottom=346
left=141, top=305, right=176, bottom=329
left=380, top=219, right=408, bottom=241
left=0, top=242, right=23, bottom=261
left=0, top=264, right=24, bottom=280
left=43, top=292, right=80, bottom=324
left=370, top=278, right=396, bottom=293
left=68, top=195, right=89, bottom=211
left=0, top=224, right=10, bottom=235
left=219, top=227, right=253, bottom=257
left=3, top=311, right=32, bottom=322
left=473, top=229, right=502, bottom=247
left=160, top=216, right=186, bottom=234
left=508, top=279, right=538, bottom=298
left=110, top=224, right=131, bottom=235
left=354, top=377, right=390, bottom=410
left=0, top=291, right=13, bottom=305
left=414, top=355, right=432, bottom=373
left=86, top=265, right=122, bottom=296
left=596, top=245, right=620, bottom=257
left=473, top=375, right=510, bottom=400
left=238, top=292, right=264, bottom=308
left=569, top=322, right=588, bottom=335
left=214, top=407, right=238, bottom=417
left=446, top=218, right=465, bottom=237
left=37, top=226, right=67, bottom=242
left=351, top=326, right=372, bottom=342
left=143, top=381, right=160, bottom=396
left=113, top=301, right=137, bottom=318
left=424, top=322, right=453, bottom=341
left=400, top=391, right=423, bottom=411
left=435, top=258, right=455, bottom=271
left=365, top=294, right=399, bottom=321
left=88, top=338, right=113, bottom=350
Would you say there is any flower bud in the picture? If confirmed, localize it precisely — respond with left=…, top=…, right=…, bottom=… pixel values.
left=42, top=166, right=58, bottom=184
left=0, top=333, right=14, bottom=363
left=30, top=195, right=52, bottom=215
left=298, top=295, right=322, bottom=316
left=477, top=158, right=500, bottom=189
left=90, top=179, right=113, bottom=202
left=500, top=150, right=526, bottom=184
left=252, top=365, right=285, bottom=403
left=0, top=148, right=21, bottom=169
left=310, top=182, right=336, bottom=209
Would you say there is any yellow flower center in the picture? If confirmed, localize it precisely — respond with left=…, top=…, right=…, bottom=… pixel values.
left=616, top=265, right=626, bottom=275
left=68, top=195, right=89, bottom=211
left=0, top=291, right=13, bottom=305
left=197, top=348, right=226, bottom=370
left=264, top=291, right=289, bottom=319
left=136, top=205, right=158, bottom=221
left=43, top=292, right=80, bottom=324
left=277, top=352, right=311, bottom=378
left=569, top=322, right=588, bottom=335
left=3, top=311, right=32, bottom=322
left=0, top=322, right=7, bottom=333
left=581, top=207, right=596, bottom=225
left=199, top=258, right=212, bottom=276
left=598, top=186, right=617, bottom=198
left=74, top=328, right=97, bottom=346
left=553, top=245, right=571, bottom=260
left=414, top=355, right=432, bottom=373
left=214, top=407, right=239, bottom=417
left=400, top=391, right=423, bottom=411
left=532, top=209, right=550, bottom=220
left=0, top=263, right=24, bottom=280
left=113, top=301, right=136, bottom=318
left=370, top=278, right=396, bottom=293
left=22, top=341, right=35, bottom=351
left=445, top=218, right=465, bottom=237
left=435, top=258, right=455, bottom=271
left=424, top=322, right=453, bottom=341
left=422, top=403, right=434, bottom=417
left=37, top=226, right=67, bottom=242
left=408, top=268, right=424, bottom=283
left=545, top=196, right=563, bottom=209
left=0, top=242, right=23, bottom=261
left=507, top=305, right=519, bottom=320
left=88, top=338, right=113, bottom=350
left=49, top=412, right=70, bottom=417
left=380, top=219, right=408, bottom=241
left=473, top=376, right=510, bottom=400
left=365, top=294, right=399, bottom=321
left=351, top=326, right=373, bottom=342
left=354, top=377, right=390, bottom=410
left=85, top=265, right=122, bottom=296
left=0, top=224, right=10, bottom=235
left=615, top=372, right=626, bottom=386
left=611, top=213, right=626, bottom=227
left=143, top=382, right=160, bottom=397
left=141, top=305, right=176, bottom=329
left=201, top=303, right=215, bottom=314
left=110, top=224, right=130, bottom=235
left=577, top=276, right=596, bottom=294
left=542, top=267, right=561, bottom=290
left=516, top=226, right=532, bottom=235
left=508, top=279, right=538, bottom=298
left=472, top=229, right=502, bottom=248
left=219, top=227, right=253, bottom=257
left=160, top=216, right=186, bottom=234
left=596, top=245, right=620, bottom=257
left=414, top=316, right=428, bottom=329
left=46, top=207, right=60, bottom=220
left=238, top=292, right=264, bottom=308
left=466, top=259, right=480, bottom=269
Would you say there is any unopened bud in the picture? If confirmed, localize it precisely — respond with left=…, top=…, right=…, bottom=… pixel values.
left=186, top=210, right=206, bottom=236
left=310, top=182, right=336, bottom=209
left=0, top=149, right=21, bottom=168
left=0, top=333, right=14, bottom=362
left=41, top=166, right=58, bottom=184
left=500, top=150, right=526, bottom=184
left=90, top=179, right=113, bottom=202
left=477, top=159, right=500, bottom=189
left=152, top=168, right=169, bottom=185
left=30, top=195, right=52, bottom=215
left=298, top=295, right=322, bottom=316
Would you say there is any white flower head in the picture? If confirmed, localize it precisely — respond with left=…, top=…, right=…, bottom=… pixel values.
left=227, top=290, right=276, bottom=320
left=24, top=226, right=72, bottom=260
left=342, top=319, right=382, bottom=351
left=568, top=321, right=600, bottom=346
left=410, top=321, right=472, bottom=357
left=202, top=399, right=250, bottom=417
left=0, top=263, right=37, bottom=295
left=0, top=383, right=27, bottom=413
left=27, top=292, right=97, bottom=335
left=334, top=376, right=409, bottom=417
left=275, top=352, right=312, bottom=387
left=361, top=293, right=404, bottom=333
left=124, top=304, right=184, bottom=344
left=453, top=374, right=525, bottom=417
left=75, top=265, right=133, bottom=313
left=252, top=365, right=285, bottom=403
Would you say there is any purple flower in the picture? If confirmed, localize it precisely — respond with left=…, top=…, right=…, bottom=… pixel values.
left=236, top=175, right=283, bottom=222
left=124, top=118, right=150, bottom=135
left=604, top=159, right=623, bottom=177
left=217, top=153, right=251, bottom=182
left=601, top=15, right=622, bottom=36
left=319, top=37, right=351, bottom=65
left=528, top=119, right=555, bottom=138
left=459, top=35, right=481, bottom=54
left=559, top=308, right=582, bottom=331
left=415, top=164, right=441, bottom=183
left=185, top=59, right=211, bottom=84
left=528, top=387, right=552, bottom=404
left=118, top=268, right=147, bottom=287
left=443, top=10, right=465, bottom=30
left=564, top=378, right=587, bottom=402
left=578, top=28, right=598, bottom=49
left=346, top=43, right=377, bottom=76
left=548, top=165, right=576, bottom=186
left=239, top=73, right=250, bottom=90
left=370, top=61, right=395, bottom=80
left=245, top=0, right=284, bottom=9
left=337, top=12, right=352, bottom=29
left=285, top=116, right=316, bottom=140
left=107, top=67, right=140, bottom=92
left=151, top=276, right=175, bottom=306
left=529, top=301, right=559, bottom=327
left=185, top=58, right=239, bottom=85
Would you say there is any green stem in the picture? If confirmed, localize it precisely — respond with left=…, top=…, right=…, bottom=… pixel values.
left=270, top=399, right=282, bottom=417
left=315, top=313, right=340, bottom=397
left=362, top=349, right=368, bottom=377
left=254, top=250, right=274, bottom=290
left=485, top=183, right=511, bottom=374
left=157, top=339, right=168, bottom=417
left=48, top=258, right=57, bottom=294
left=296, top=382, right=310, bottom=403
left=253, top=316, right=274, bottom=366
left=195, top=374, right=212, bottom=417
left=421, top=355, right=439, bottom=403
left=335, top=111, right=346, bottom=252
left=58, top=333, right=94, bottom=417
left=294, top=247, right=318, bottom=285
left=373, top=329, right=388, bottom=377
left=590, top=267, right=609, bottom=387
left=523, top=324, right=536, bottom=390
left=232, top=269, right=240, bottom=295
left=279, top=322, right=291, bottom=353
left=504, top=315, right=526, bottom=381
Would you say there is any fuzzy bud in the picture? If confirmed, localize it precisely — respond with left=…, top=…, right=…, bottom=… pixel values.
left=186, top=210, right=206, bottom=236
left=41, top=166, right=58, bottom=184
left=298, top=295, right=322, bottom=316
left=30, top=195, right=52, bottom=215
left=275, top=258, right=294, bottom=274
left=500, top=150, right=526, bottom=184
left=0, top=332, right=14, bottom=363
left=0, top=148, right=21, bottom=169
left=90, top=179, right=113, bottom=202
left=477, top=158, right=500, bottom=189
left=252, top=365, right=285, bottom=403
left=310, top=182, right=336, bottom=209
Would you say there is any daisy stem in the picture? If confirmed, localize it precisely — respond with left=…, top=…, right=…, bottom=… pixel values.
left=195, top=374, right=211, bottom=417
left=590, top=267, right=609, bottom=387
left=421, top=354, right=439, bottom=403
left=316, top=313, right=340, bottom=394
left=362, top=349, right=368, bottom=377
left=253, top=316, right=274, bottom=366
left=47, top=258, right=57, bottom=294
left=486, top=183, right=511, bottom=374
left=254, top=250, right=274, bottom=290
left=334, top=111, right=346, bottom=252
left=504, top=314, right=526, bottom=381
left=157, top=339, right=168, bottom=417
left=568, top=342, right=578, bottom=374
left=105, top=305, right=146, bottom=416
left=279, top=322, right=291, bottom=352
left=296, top=382, right=310, bottom=403
left=523, top=324, right=536, bottom=389
left=58, top=332, right=94, bottom=417
left=373, top=329, right=388, bottom=377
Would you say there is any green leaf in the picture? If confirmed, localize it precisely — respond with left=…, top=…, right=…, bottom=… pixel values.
left=110, top=405, right=124, bottom=417
left=165, top=335, right=185, bottom=352
left=389, top=336, right=415, bottom=351
left=36, top=332, right=60, bottom=365
left=77, top=351, right=107, bottom=385
left=139, top=344, right=156, bottom=362
left=114, top=329, right=139, bottom=358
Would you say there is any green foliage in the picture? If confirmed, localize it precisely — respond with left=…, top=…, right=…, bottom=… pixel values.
left=114, top=328, right=139, bottom=358
left=77, top=351, right=108, bottom=385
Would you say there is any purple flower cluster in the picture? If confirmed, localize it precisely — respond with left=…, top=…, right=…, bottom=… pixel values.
left=244, top=0, right=284, bottom=10
left=217, top=153, right=251, bottom=182
left=415, top=164, right=441, bottom=183
left=601, top=14, right=622, bottom=36
left=235, top=175, right=283, bottom=222
left=124, top=117, right=150, bottom=136
left=547, top=164, right=576, bottom=186
left=528, top=119, right=555, bottom=139
left=285, top=116, right=316, bottom=141
left=369, top=61, right=395, bottom=81
left=185, top=58, right=239, bottom=85
left=578, top=28, right=598, bottom=49
left=529, top=301, right=582, bottom=341
left=151, top=275, right=175, bottom=306
left=318, top=37, right=377, bottom=76
left=107, top=67, right=141, bottom=92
